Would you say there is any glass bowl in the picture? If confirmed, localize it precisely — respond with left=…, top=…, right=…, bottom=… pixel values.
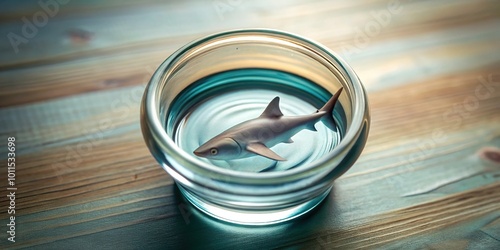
left=141, top=29, right=370, bottom=225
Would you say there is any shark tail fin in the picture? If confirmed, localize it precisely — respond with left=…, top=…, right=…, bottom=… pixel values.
left=318, top=87, right=343, bottom=131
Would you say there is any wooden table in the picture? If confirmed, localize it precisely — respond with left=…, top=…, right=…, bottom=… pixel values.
left=1, top=0, right=499, bottom=249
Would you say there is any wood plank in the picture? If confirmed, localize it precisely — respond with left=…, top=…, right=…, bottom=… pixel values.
left=294, top=183, right=500, bottom=249
left=0, top=0, right=498, bottom=106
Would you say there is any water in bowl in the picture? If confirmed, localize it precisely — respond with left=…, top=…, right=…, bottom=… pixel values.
left=168, top=68, right=344, bottom=173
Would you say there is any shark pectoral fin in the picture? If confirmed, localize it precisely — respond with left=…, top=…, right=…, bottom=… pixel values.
left=306, top=123, right=317, bottom=131
left=246, top=143, right=286, bottom=161
left=284, top=138, right=294, bottom=143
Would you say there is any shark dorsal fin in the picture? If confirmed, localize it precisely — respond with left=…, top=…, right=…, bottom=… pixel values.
left=260, top=97, right=283, bottom=118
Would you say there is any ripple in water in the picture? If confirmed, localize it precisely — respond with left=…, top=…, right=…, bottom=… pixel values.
left=170, top=69, right=343, bottom=173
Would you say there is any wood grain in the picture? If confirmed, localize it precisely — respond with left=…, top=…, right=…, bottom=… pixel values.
left=290, top=182, right=500, bottom=249
left=0, top=0, right=499, bottom=249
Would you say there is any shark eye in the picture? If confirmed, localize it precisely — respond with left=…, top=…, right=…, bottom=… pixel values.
left=210, top=148, right=218, bottom=155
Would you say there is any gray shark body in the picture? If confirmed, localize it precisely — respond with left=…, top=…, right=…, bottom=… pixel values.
left=194, top=88, right=343, bottom=161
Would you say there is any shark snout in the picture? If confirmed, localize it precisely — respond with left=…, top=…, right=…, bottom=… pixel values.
left=193, top=137, right=242, bottom=160
left=193, top=144, right=209, bottom=157
left=193, top=149, right=203, bottom=157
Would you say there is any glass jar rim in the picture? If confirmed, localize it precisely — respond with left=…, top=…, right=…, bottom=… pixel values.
left=143, top=28, right=368, bottom=183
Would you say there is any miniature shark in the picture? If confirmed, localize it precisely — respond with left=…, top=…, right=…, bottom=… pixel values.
left=193, top=87, right=343, bottom=161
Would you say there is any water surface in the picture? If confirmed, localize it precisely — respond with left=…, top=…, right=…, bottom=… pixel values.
left=169, top=69, right=343, bottom=173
